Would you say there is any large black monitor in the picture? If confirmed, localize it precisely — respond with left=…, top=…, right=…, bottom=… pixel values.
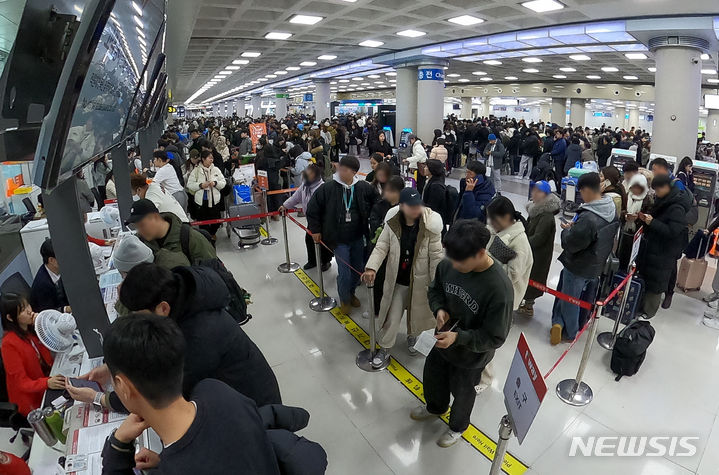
left=33, top=0, right=165, bottom=189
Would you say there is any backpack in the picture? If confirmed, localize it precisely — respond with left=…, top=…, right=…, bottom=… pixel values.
left=610, top=320, right=655, bottom=381
left=180, top=224, right=252, bottom=325
left=443, top=185, right=459, bottom=226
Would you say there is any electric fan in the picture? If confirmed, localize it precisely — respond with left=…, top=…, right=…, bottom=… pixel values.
left=34, top=310, right=78, bottom=353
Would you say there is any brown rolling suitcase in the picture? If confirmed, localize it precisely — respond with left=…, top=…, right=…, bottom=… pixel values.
left=677, top=239, right=709, bottom=292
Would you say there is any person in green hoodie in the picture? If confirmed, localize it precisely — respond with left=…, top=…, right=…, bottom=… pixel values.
left=410, top=220, right=513, bottom=448
left=127, top=199, right=216, bottom=269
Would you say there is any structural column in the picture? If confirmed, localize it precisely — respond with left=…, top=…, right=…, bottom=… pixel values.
left=614, top=106, right=626, bottom=129
left=628, top=107, right=640, bottom=129
left=551, top=97, right=567, bottom=126
left=274, top=89, right=288, bottom=117
left=650, top=37, right=704, bottom=160
left=569, top=98, right=586, bottom=127
left=416, top=66, right=445, bottom=142
left=479, top=97, right=490, bottom=118
left=707, top=109, right=719, bottom=143
left=395, top=66, right=418, bottom=135
left=314, top=79, right=331, bottom=121
left=251, top=95, right=262, bottom=119
left=539, top=102, right=551, bottom=123
left=461, top=97, right=473, bottom=120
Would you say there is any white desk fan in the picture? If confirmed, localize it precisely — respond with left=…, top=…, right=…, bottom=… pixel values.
left=34, top=310, right=79, bottom=354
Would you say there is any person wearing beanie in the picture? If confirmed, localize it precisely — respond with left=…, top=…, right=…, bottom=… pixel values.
left=112, top=235, right=154, bottom=276
left=306, top=156, right=379, bottom=314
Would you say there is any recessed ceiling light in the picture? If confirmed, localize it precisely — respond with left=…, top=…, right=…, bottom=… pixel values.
left=317, top=55, right=337, bottom=60
left=367, top=74, right=380, bottom=79
left=586, top=75, right=601, bottom=79
left=480, top=77, right=493, bottom=82
left=623, top=75, right=638, bottom=80
left=265, top=74, right=277, bottom=78
left=559, top=67, right=576, bottom=72
left=625, top=53, right=647, bottom=60
left=289, top=14, right=323, bottom=25
left=523, top=68, right=539, bottom=73
left=359, top=40, right=384, bottom=47
left=241, top=52, right=261, bottom=58
left=601, top=67, right=618, bottom=72
left=213, top=75, right=224, bottom=79
left=570, top=54, right=591, bottom=61
left=385, top=72, right=397, bottom=76
left=300, top=61, right=317, bottom=66
left=505, top=76, right=518, bottom=80
left=447, top=73, right=461, bottom=77
left=286, top=66, right=301, bottom=71
left=521, top=0, right=564, bottom=13
left=339, top=79, right=350, bottom=83
left=220, top=70, right=232, bottom=74
left=701, top=53, right=711, bottom=61
left=701, top=69, right=718, bottom=74
left=226, top=65, right=241, bottom=70
left=648, top=67, right=656, bottom=72
left=133, top=16, right=143, bottom=28
left=131, top=1, right=143, bottom=15
left=472, top=71, right=487, bottom=76
left=352, top=77, right=363, bottom=81
left=265, top=32, right=292, bottom=40
left=232, top=60, right=250, bottom=66
left=448, top=15, right=484, bottom=26
left=396, top=29, right=426, bottom=38
left=522, top=57, right=543, bottom=63
left=553, top=74, right=567, bottom=79
left=458, top=78, right=470, bottom=83
left=483, top=60, right=502, bottom=66
left=708, top=78, right=719, bottom=84
left=258, top=78, right=268, bottom=82
left=274, top=71, right=288, bottom=75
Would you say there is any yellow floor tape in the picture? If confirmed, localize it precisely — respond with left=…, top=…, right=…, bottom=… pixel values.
left=259, top=225, right=268, bottom=238
left=293, top=269, right=528, bottom=475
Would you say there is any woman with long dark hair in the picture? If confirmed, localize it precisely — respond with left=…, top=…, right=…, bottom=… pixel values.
left=1, top=294, right=64, bottom=418
left=186, top=150, right=226, bottom=239
left=677, top=156, right=695, bottom=193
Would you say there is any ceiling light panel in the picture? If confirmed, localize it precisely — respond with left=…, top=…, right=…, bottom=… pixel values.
left=448, top=15, right=484, bottom=26
left=289, top=15, right=323, bottom=25
left=359, top=40, right=384, bottom=47
left=265, top=32, right=292, bottom=40
left=396, top=30, right=426, bottom=38
left=521, top=0, right=565, bottom=13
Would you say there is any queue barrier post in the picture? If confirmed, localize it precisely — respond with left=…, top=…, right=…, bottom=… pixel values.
left=308, top=242, right=337, bottom=312
left=277, top=212, right=300, bottom=273
left=261, top=189, right=278, bottom=246
left=556, top=304, right=603, bottom=407
left=356, top=283, right=389, bottom=372
left=597, top=265, right=636, bottom=350
left=488, top=415, right=513, bottom=475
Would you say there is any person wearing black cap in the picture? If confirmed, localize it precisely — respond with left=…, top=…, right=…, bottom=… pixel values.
left=306, top=156, right=378, bottom=314
left=362, top=188, right=444, bottom=366
left=551, top=172, right=619, bottom=345
left=127, top=199, right=216, bottom=269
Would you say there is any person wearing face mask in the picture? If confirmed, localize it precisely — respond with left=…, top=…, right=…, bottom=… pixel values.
left=186, top=150, right=226, bottom=239
left=280, top=165, right=331, bottom=272
left=617, top=173, right=653, bottom=270
left=599, top=166, right=627, bottom=220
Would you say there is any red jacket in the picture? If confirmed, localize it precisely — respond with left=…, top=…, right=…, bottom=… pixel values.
left=1, top=331, right=54, bottom=417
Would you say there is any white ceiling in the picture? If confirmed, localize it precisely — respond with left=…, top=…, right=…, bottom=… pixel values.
left=171, top=0, right=719, bottom=103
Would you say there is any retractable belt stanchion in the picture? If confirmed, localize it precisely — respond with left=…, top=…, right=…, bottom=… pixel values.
left=356, top=283, right=389, bottom=372
left=308, top=242, right=336, bottom=312
left=261, top=189, right=278, bottom=246
left=556, top=304, right=603, bottom=406
left=277, top=211, right=300, bottom=273
left=597, top=265, right=636, bottom=350
left=488, top=415, right=512, bottom=475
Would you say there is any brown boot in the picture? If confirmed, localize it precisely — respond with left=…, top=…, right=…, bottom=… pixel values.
left=350, top=294, right=361, bottom=308
left=550, top=324, right=563, bottom=346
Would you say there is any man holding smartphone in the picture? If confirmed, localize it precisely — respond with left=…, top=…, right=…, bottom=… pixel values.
left=410, top=220, right=513, bottom=448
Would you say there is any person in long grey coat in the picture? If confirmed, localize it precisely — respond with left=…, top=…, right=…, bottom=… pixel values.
left=517, top=181, right=561, bottom=316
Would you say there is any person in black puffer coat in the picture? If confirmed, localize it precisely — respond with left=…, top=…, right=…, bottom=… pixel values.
left=636, top=175, right=690, bottom=318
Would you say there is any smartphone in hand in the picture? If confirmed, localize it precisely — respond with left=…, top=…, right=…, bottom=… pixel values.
left=68, top=378, right=102, bottom=392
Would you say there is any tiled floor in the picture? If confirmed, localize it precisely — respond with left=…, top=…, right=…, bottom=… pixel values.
left=216, top=165, right=719, bottom=475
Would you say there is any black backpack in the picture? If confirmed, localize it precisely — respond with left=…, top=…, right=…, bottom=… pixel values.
left=443, top=185, right=459, bottom=226
left=180, top=224, right=252, bottom=325
left=610, top=320, right=655, bottom=381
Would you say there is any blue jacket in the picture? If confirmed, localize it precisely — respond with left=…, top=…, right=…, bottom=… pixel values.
left=551, top=138, right=567, bottom=163
left=455, top=176, right=496, bottom=223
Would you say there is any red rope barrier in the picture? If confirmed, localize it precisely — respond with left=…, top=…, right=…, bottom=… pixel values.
left=597, top=268, right=635, bottom=306
left=542, top=308, right=597, bottom=380
left=528, top=279, right=593, bottom=310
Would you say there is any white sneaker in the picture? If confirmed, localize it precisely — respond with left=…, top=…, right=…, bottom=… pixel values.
left=410, top=405, right=443, bottom=421
left=475, top=381, right=490, bottom=395
left=708, top=300, right=719, bottom=310
left=703, top=292, right=719, bottom=302
left=703, top=316, right=719, bottom=330
left=437, top=429, right=463, bottom=448
left=371, top=348, right=390, bottom=369
left=407, top=335, right=418, bottom=356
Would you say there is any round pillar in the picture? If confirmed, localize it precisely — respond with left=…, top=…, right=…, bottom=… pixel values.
left=569, top=99, right=586, bottom=127
left=551, top=98, right=567, bottom=126
left=479, top=97, right=490, bottom=118
left=250, top=95, right=262, bottom=119
left=628, top=107, right=640, bottom=129
left=395, top=66, right=418, bottom=135
left=314, top=79, right=331, bottom=121
left=539, top=102, right=551, bottom=123
left=274, top=90, right=288, bottom=118
left=416, top=66, right=445, bottom=142
left=650, top=38, right=704, bottom=160
left=461, top=97, right=473, bottom=120
left=706, top=109, right=719, bottom=143
left=614, top=106, right=626, bottom=130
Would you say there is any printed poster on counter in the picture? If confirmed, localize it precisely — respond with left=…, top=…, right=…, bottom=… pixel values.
left=249, top=122, right=267, bottom=153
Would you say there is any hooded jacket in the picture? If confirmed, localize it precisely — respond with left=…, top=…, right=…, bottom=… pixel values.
left=306, top=173, right=378, bottom=248
left=141, top=213, right=216, bottom=269
left=524, top=193, right=561, bottom=300
left=558, top=195, right=620, bottom=279
left=636, top=186, right=690, bottom=293
left=365, top=206, right=444, bottom=336
left=455, top=176, right=496, bottom=223
left=483, top=140, right=506, bottom=169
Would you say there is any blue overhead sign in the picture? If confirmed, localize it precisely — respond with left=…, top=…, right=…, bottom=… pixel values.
left=418, top=68, right=444, bottom=81
left=303, top=93, right=313, bottom=102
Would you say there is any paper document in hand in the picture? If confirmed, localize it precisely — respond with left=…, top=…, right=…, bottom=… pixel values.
left=413, top=329, right=437, bottom=356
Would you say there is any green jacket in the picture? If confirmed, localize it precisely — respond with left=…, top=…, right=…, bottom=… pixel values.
left=142, top=213, right=216, bottom=269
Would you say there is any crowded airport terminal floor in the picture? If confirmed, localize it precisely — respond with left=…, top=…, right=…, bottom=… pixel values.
left=3, top=0, right=719, bottom=474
